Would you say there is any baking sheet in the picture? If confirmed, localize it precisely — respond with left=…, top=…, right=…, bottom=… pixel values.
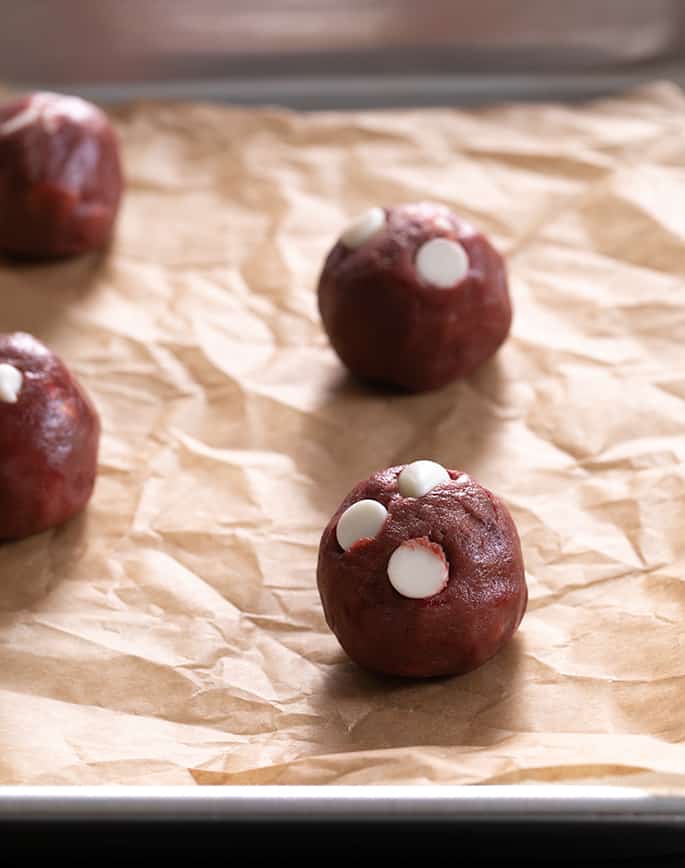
left=1, top=82, right=685, bottom=788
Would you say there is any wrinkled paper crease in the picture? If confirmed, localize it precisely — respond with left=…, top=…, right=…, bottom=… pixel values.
left=1, top=83, right=684, bottom=787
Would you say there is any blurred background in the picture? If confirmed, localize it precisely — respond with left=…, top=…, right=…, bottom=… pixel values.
left=1, top=0, right=685, bottom=107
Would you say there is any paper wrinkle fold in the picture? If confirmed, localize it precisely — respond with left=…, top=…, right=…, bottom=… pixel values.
left=1, top=81, right=685, bottom=788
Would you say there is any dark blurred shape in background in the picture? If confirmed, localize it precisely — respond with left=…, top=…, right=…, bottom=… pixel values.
left=1, top=0, right=685, bottom=106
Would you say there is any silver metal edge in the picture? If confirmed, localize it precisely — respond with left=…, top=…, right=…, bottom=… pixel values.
left=0, top=785, right=683, bottom=823
left=13, top=65, right=685, bottom=110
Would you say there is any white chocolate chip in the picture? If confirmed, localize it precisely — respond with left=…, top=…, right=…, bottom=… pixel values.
left=0, top=93, right=94, bottom=137
left=43, top=95, right=96, bottom=134
left=415, top=237, right=469, bottom=288
left=340, top=207, right=386, bottom=249
left=46, top=94, right=94, bottom=124
left=387, top=538, right=449, bottom=599
left=0, top=364, right=23, bottom=403
left=0, top=100, right=45, bottom=136
left=398, top=460, right=450, bottom=498
left=336, top=498, right=388, bottom=551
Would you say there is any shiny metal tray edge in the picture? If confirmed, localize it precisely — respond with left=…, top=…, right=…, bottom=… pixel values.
left=0, top=785, right=683, bottom=823
left=16, top=65, right=685, bottom=110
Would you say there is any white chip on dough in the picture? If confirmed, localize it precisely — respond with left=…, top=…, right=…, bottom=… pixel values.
left=336, top=498, right=388, bottom=551
left=340, top=207, right=386, bottom=249
left=0, top=101, right=44, bottom=136
left=415, top=237, right=469, bottom=288
left=387, top=538, right=449, bottom=599
left=44, top=94, right=94, bottom=124
left=0, top=93, right=94, bottom=137
left=0, top=364, right=23, bottom=403
left=398, top=460, right=450, bottom=498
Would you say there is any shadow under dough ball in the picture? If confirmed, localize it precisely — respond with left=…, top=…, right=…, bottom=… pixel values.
left=0, top=91, right=123, bottom=259
left=317, top=461, right=527, bottom=677
left=0, top=333, right=100, bottom=541
left=317, top=202, right=512, bottom=392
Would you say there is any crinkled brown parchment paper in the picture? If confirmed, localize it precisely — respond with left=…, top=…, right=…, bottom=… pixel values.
left=1, top=82, right=685, bottom=787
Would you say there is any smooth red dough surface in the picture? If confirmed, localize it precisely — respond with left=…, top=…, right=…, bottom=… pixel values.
left=0, top=333, right=100, bottom=541
left=317, top=202, right=512, bottom=392
left=317, top=465, right=527, bottom=678
left=0, top=92, right=123, bottom=259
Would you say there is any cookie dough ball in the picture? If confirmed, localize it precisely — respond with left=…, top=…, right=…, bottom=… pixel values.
left=0, top=92, right=123, bottom=259
left=0, top=333, right=100, bottom=541
left=317, top=461, right=527, bottom=678
left=317, top=202, right=511, bottom=392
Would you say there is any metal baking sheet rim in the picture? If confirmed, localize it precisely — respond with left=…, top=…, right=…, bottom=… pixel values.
left=0, top=786, right=683, bottom=823
left=16, top=68, right=685, bottom=110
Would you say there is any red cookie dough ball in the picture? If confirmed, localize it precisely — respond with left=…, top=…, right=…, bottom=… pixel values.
left=0, top=333, right=100, bottom=541
left=317, top=202, right=512, bottom=392
left=317, top=461, right=527, bottom=678
left=0, top=92, right=124, bottom=259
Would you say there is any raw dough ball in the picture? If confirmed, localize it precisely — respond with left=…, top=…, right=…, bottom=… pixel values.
left=0, top=92, right=124, bottom=259
left=317, top=202, right=512, bottom=392
left=317, top=461, right=527, bottom=678
left=0, top=333, right=100, bottom=541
